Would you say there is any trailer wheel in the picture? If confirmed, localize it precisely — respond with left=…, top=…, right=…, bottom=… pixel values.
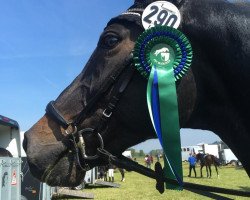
left=229, top=160, right=237, bottom=166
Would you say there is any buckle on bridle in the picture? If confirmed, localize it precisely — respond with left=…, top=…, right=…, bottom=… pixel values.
left=65, top=124, right=77, bottom=135
left=78, top=128, right=104, bottom=160
left=103, top=109, right=112, bottom=118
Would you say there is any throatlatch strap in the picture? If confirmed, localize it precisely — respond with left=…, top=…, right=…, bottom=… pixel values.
left=97, top=66, right=135, bottom=132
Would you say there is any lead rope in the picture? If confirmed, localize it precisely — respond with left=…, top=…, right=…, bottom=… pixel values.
left=96, top=148, right=250, bottom=197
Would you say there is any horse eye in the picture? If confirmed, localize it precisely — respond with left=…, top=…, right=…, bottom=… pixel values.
left=100, top=34, right=120, bottom=49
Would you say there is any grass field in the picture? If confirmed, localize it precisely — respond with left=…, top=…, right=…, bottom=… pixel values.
left=56, top=158, right=250, bottom=200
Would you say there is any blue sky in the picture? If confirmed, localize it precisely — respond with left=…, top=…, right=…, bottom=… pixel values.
left=0, top=0, right=224, bottom=152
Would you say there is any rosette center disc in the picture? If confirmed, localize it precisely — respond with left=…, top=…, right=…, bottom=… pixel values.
left=150, top=44, right=175, bottom=68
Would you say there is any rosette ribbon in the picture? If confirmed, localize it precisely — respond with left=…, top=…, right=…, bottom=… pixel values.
left=133, top=26, right=193, bottom=190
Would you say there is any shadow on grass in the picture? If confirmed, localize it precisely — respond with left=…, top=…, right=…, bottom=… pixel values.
left=53, top=196, right=88, bottom=200
left=186, top=188, right=234, bottom=200
left=84, top=184, right=115, bottom=189
left=239, top=186, right=250, bottom=191
left=184, top=175, right=204, bottom=179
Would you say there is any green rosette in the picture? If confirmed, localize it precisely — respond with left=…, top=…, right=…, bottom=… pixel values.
left=133, top=25, right=193, bottom=80
left=133, top=26, right=193, bottom=190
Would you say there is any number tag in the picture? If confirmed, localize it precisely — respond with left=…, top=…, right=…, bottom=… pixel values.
left=142, top=1, right=181, bottom=30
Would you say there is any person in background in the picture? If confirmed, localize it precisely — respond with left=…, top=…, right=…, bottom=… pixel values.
left=145, top=155, right=151, bottom=168
left=145, top=155, right=148, bottom=166
left=108, top=163, right=115, bottom=182
left=188, top=153, right=197, bottom=177
left=98, top=166, right=107, bottom=181
left=150, top=155, right=154, bottom=165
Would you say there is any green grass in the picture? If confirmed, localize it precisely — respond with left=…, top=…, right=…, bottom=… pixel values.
left=56, top=158, right=250, bottom=200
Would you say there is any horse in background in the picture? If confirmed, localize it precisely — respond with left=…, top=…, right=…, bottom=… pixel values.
left=98, top=165, right=125, bottom=182
left=196, top=153, right=220, bottom=178
left=118, top=168, right=125, bottom=182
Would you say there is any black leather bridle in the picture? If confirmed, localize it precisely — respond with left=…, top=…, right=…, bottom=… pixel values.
left=46, top=53, right=135, bottom=170
left=44, top=51, right=172, bottom=194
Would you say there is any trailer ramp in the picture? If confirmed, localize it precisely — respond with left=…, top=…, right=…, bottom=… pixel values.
left=54, top=187, right=94, bottom=199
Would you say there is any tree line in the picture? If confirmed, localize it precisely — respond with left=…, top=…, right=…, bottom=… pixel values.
left=128, top=148, right=163, bottom=157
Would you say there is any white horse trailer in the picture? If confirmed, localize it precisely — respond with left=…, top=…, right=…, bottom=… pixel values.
left=181, top=146, right=203, bottom=161
left=201, top=144, right=219, bottom=158
left=0, top=115, right=54, bottom=200
left=0, top=115, right=22, bottom=200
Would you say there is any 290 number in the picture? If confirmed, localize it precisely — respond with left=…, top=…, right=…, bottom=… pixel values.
left=143, top=5, right=178, bottom=27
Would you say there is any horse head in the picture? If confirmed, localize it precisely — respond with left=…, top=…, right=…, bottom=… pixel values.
left=23, top=0, right=250, bottom=187
left=195, top=153, right=202, bottom=162
left=23, top=0, right=196, bottom=187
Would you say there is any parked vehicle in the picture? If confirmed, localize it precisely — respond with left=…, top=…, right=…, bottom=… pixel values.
left=219, top=148, right=238, bottom=165
left=0, top=115, right=22, bottom=200
left=200, top=143, right=219, bottom=158
left=0, top=115, right=53, bottom=200
left=181, top=146, right=202, bottom=161
left=122, top=150, right=132, bottom=159
left=0, top=115, right=21, bottom=157
left=184, top=142, right=240, bottom=165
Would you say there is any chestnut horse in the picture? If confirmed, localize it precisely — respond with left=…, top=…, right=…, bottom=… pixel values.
left=23, top=0, right=250, bottom=189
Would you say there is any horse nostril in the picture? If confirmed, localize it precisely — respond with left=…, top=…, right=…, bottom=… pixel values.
left=23, top=134, right=28, bottom=152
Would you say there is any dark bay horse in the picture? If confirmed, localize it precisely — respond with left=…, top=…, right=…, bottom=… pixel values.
left=99, top=166, right=125, bottom=182
left=196, top=153, right=219, bottom=178
left=23, top=0, right=250, bottom=188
